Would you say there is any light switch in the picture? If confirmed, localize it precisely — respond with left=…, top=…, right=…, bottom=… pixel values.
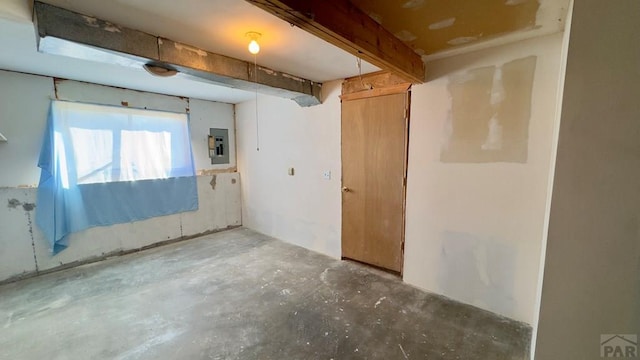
left=322, top=170, right=331, bottom=180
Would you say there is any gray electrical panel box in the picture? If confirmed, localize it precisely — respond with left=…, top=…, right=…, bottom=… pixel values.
left=208, top=128, right=229, bottom=165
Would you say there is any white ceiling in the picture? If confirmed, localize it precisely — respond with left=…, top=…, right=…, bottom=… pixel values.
left=0, top=0, right=380, bottom=104
left=40, top=0, right=381, bottom=82
left=0, top=17, right=257, bottom=104
left=0, top=0, right=568, bottom=104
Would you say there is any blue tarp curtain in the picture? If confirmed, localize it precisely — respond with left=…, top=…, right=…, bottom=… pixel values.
left=36, top=101, right=198, bottom=254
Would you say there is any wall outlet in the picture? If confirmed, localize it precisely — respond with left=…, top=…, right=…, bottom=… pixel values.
left=322, top=170, right=331, bottom=180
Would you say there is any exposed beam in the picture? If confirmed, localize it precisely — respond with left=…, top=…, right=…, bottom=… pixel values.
left=33, top=1, right=322, bottom=106
left=245, top=0, right=426, bottom=83
left=341, top=71, right=411, bottom=101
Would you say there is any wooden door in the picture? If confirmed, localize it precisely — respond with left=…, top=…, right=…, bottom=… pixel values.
left=341, top=91, right=409, bottom=273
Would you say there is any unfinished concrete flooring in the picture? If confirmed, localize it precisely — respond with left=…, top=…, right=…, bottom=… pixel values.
left=0, top=228, right=531, bottom=359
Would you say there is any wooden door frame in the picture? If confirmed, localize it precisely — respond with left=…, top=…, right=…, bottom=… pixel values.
left=340, top=71, right=412, bottom=275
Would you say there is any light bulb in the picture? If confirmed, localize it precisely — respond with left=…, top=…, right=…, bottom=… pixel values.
left=248, top=39, right=260, bottom=55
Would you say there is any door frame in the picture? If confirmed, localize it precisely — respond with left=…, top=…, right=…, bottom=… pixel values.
left=340, top=71, right=412, bottom=275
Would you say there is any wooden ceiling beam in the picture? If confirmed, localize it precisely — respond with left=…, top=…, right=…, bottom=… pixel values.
left=245, top=0, right=426, bottom=83
left=34, top=1, right=322, bottom=106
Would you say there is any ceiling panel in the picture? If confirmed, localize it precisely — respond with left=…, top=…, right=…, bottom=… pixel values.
left=0, top=0, right=569, bottom=104
left=352, top=0, right=569, bottom=58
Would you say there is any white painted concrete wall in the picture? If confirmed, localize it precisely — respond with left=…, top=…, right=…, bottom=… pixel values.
left=237, top=34, right=564, bottom=325
left=236, top=81, right=343, bottom=259
left=535, top=1, right=640, bottom=358
left=404, top=34, right=564, bottom=324
left=0, top=70, right=241, bottom=282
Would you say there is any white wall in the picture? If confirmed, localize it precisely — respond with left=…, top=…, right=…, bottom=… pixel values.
left=0, top=175, right=240, bottom=280
left=237, top=34, right=562, bottom=324
left=535, top=1, right=640, bottom=358
left=0, top=71, right=53, bottom=187
left=237, top=34, right=565, bottom=325
left=404, top=33, right=564, bottom=324
left=190, top=98, right=237, bottom=172
left=236, top=81, right=342, bottom=258
left=0, top=70, right=241, bottom=282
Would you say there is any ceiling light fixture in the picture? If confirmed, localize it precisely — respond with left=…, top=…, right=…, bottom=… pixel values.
left=143, top=63, right=178, bottom=77
left=245, top=31, right=262, bottom=151
left=246, top=31, right=262, bottom=55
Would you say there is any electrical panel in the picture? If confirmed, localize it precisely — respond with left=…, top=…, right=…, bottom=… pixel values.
left=208, top=128, right=229, bottom=165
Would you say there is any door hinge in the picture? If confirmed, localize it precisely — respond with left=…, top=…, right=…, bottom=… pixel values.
left=403, top=177, right=407, bottom=187
left=401, top=241, right=405, bottom=254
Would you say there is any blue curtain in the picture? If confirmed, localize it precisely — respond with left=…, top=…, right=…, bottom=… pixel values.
left=36, top=101, right=198, bottom=254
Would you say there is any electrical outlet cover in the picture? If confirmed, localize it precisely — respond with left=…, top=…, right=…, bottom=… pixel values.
left=322, top=170, right=331, bottom=180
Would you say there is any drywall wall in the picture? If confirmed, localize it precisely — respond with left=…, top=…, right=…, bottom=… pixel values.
left=236, top=81, right=342, bottom=259
left=0, top=72, right=237, bottom=187
left=535, top=1, right=640, bottom=359
left=0, top=70, right=53, bottom=187
left=190, top=98, right=237, bottom=172
left=528, top=1, right=572, bottom=356
left=0, top=70, right=241, bottom=282
left=0, top=174, right=240, bottom=281
left=237, top=35, right=563, bottom=324
left=442, top=55, right=537, bottom=163
left=403, top=33, right=564, bottom=324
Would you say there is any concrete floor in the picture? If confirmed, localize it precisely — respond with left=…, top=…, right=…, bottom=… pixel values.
left=0, top=228, right=531, bottom=359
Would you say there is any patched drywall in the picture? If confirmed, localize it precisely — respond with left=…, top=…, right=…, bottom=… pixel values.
left=236, top=33, right=563, bottom=325
left=403, top=33, right=564, bottom=324
left=439, top=231, right=518, bottom=317
left=1, top=188, right=39, bottom=278
left=442, top=56, right=536, bottom=163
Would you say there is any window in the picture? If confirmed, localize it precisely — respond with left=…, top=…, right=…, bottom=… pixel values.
left=37, top=101, right=198, bottom=253
left=50, top=101, right=193, bottom=187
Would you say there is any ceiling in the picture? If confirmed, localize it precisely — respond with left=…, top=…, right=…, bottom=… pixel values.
left=0, top=0, right=569, bottom=104
left=352, top=0, right=568, bottom=59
